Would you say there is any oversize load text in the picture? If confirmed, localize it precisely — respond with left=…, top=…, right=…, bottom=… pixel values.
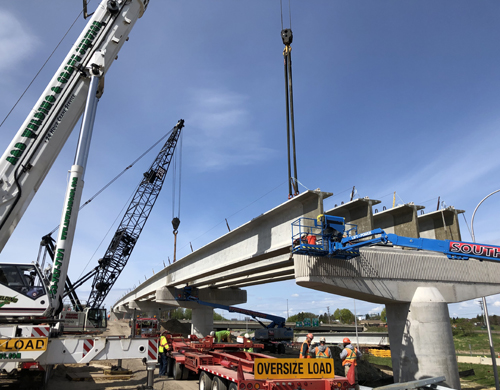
left=254, top=358, right=335, bottom=379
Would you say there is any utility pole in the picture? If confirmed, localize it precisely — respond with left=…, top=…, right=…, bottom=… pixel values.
left=327, top=306, right=331, bottom=325
left=478, top=299, right=485, bottom=326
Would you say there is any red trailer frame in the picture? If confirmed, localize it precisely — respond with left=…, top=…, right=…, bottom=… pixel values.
left=164, top=335, right=353, bottom=390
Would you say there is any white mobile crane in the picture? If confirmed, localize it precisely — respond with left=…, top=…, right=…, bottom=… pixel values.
left=0, top=0, right=147, bottom=319
left=0, top=0, right=161, bottom=387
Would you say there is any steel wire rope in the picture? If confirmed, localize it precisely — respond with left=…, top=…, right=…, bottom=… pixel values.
left=73, top=125, right=178, bottom=282
left=0, top=3, right=89, bottom=128
left=75, top=183, right=138, bottom=281
left=47, top=128, right=174, bottom=235
left=171, top=131, right=182, bottom=220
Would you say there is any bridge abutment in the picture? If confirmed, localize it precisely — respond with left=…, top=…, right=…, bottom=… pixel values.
left=387, top=287, right=459, bottom=389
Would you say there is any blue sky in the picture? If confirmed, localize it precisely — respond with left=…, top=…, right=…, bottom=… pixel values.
left=1, top=0, right=500, bottom=321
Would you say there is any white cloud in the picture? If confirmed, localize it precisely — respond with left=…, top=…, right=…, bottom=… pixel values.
left=291, top=293, right=299, bottom=297
left=492, top=301, right=500, bottom=308
left=369, top=306, right=384, bottom=313
left=185, top=88, right=275, bottom=171
left=0, top=10, right=38, bottom=73
left=391, top=121, right=500, bottom=200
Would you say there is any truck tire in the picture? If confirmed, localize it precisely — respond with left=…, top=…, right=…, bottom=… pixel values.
left=199, top=371, right=213, bottom=390
left=166, top=357, right=174, bottom=377
left=278, top=343, right=286, bottom=354
left=212, top=376, right=228, bottom=390
left=182, top=365, right=190, bottom=380
left=173, top=361, right=183, bottom=380
left=229, top=382, right=238, bottom=390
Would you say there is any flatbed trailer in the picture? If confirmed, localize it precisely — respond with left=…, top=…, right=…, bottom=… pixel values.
left=165, top=335, right=353, bottom=390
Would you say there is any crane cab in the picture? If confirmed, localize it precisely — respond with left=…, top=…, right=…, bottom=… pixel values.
left=0, top=263, right=50, bottom=318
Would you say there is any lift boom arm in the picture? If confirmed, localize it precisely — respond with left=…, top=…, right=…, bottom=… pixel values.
left=292, top=215, right=500, bottom=262
left=0, top=0, right=149, bottom=253
left=177, top=287, right=286, bottom=329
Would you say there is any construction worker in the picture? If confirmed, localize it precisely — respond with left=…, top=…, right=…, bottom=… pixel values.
left=211, top=329, right=231, bottom=342
left=313, top=337, right=332, bottom=358
left=340, top=337, right=361, bottom=390
left=243, top=333, right=253, bottom=352
left=158, top=331, right=169, bottom=377
left=299, top=333, right=314, bottom=358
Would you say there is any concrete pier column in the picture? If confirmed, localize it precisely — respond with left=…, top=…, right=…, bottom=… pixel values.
left=191, top=307, right=214, bottom=338
left=386, top=287, right=459, bottom=389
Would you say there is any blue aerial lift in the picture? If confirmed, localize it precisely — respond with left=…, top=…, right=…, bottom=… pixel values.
left=177, top=287, right=292, bottom=354
left=292, top=214, right=500, bottom=261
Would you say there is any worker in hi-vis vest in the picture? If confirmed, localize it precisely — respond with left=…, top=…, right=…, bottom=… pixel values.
left=243, top=333, right=253, bottom=352
left=299, top=333, right=314, bottom=358
left=210, top=329, right=231, bottom=342
left=158, top=332, right=170, bottom=376
left=340, top=337, right=361, bottom=390
left=313, top=337, right=332, bottom=358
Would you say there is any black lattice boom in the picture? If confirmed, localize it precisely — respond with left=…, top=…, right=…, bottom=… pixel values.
left=87, top=119, right=184, bottom=309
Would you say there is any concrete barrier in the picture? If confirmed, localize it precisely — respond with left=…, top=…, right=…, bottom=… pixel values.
left=457, top=356, right=500, bottom=365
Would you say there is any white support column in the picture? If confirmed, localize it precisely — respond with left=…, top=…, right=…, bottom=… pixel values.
left=191, top=307, right=214, bottom=338
left=386, top=287, right=460, bottom=389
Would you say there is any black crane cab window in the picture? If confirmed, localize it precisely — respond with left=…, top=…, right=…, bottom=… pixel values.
left=0, top=264, right=46, bottom=300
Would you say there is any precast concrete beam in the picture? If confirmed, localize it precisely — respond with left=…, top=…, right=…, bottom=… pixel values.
left=114, top=305, right=129, bottom=313
left=112, top=190, right=329, bottom=309
left=156, top=287, right=247, bottom=308
left=188, top=254, right=293, bottom=288
left=294, top=247, right=500, bottom=303
left=211, top=266, right=295, bottom=288
left=164, top=190, right=330, bottom=287
left=229, top=275, right=294, bottom=289
left=128, top=300, right=174, bottom=312
left=373, top=203, right=424, bottom=238
left=418, top=207, right=464, bottom=241
left=326, top=197, right=381, bottom=233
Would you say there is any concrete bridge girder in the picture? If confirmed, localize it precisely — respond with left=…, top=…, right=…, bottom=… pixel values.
left=188, top=254, right=293, bottom=288
left=155, top=287, right=247, bottom=307
left=163, top=190, right=331, bottom=288
left=210, top=265, right=295, bottom=289
left=112, top=190, right=329, bottom=310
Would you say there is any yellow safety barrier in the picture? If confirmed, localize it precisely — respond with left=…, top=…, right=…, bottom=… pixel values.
left=368, top=349, right=391, bottom=358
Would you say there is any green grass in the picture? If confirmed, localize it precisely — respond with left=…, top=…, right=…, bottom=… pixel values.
left=453, top=331, right=500, bottom=353
left=363, top=355, right=392, bottom=368
left=363, top=355, right=499, bottom=388
left=365, top=326, right=389, bottom=333
left=457, top=362, right=497, bottom=388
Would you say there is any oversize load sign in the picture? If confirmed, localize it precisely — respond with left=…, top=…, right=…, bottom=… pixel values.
left=254, top=358, right=335, bottom=379
left=449, top=242, right=500, bottom=259
left=0, top=338, right=47, bottom=352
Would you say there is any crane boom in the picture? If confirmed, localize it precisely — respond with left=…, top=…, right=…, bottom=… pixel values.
left=0, top=0, right=149, bottom=253
left=87, top=119, right=184, bottom=309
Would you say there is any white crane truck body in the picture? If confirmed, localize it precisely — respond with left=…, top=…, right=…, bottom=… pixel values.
left=0, top=0, right=159, bottom=382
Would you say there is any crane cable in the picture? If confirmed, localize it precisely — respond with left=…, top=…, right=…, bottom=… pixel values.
left=48, top=128, right=174, bottom=235
left=280, top=0, right=292, bottom=31
left=171, top=131, right=183, bottom=262
left=172, top=131, right=183, bottom=223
